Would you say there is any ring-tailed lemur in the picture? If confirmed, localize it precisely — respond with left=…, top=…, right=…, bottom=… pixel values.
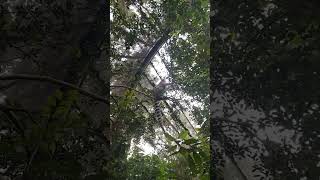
left=153, top=79, right=171, bottom=122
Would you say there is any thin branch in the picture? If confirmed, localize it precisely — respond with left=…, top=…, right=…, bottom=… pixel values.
left=0, top=104, right=40, bottom=127
left=116, top=55, right=145, bottom=59
left=115, top=26, right=152, bottom=46
left=111, top=85, right=153, bottom=99
left=150, top=61, right=163, bottom=79
left=0, top=74, right=108, bottom=104
left=224, top=138, right=249, bottom=180
left=167, top=98, right=197, bottom=135
left=0, top=104, right=28, bottom=112
left=163, top=100, right=193, bottom=137
left=0, top=57, right=23, bottom=64
left=1, top=110, right=25, bottom=136
left=23, top=145, right=39, bottom=175
left=0, top=81, right=17, bottom=91
left=6, top=42, right=41, bottom=70
left=218, top=117, right=265, bottom=144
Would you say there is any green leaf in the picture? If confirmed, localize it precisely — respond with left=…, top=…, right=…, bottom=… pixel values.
left=200, top=174, right=210, bottom=180
left=290, top=34, right=303, bottom=48
left=184, top=138, right=198, bottom=145
left=178, top=146, right=191, bottom=156
left=187, top=154, right=196, bottom=172
left=164, top=132, right=176, bottom=142
left=195, top=128, right=201, bottom=132
left=198, top=149, right=208, bottom=159
left=193, top=152, right=202, bottom=166
left=167, top=145, right=178, bottom=153
left=54, top=89, right=63, bottom=100
left=178, top=130, right=189, bottom=140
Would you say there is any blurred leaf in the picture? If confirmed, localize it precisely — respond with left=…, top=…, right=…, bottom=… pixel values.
left=167, top=145, right=178, bottom=153
left=193, top=152, right=202, bottom=166
left=178, top=130, right=189, bottom=140
left=184, top=138, right=198, bottom=145
left=164, top=132, right=176, bottom=142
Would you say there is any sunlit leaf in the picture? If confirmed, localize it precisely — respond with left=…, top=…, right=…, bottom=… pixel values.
left=178, top=130, right=189, bottom=140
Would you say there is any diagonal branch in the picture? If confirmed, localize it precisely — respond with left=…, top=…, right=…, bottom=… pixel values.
left=131, top=29, right=171, bottom=87
left=0, top=81, right=17, bottom=91
left=0, top=74, right=108, bottom=104
left=110, top=85, right=153, bottom=99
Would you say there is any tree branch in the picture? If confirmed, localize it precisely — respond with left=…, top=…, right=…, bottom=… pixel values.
left=0, top=74, right=108, bottom=104
left=0, top=81, right=17, bottom=91
left=110, top=85, right=153, bottom=99
left=131, top=29, right=171, bottom=86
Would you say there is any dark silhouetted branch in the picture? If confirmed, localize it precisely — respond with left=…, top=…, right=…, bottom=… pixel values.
left=0, top=74, right=108, bottom=104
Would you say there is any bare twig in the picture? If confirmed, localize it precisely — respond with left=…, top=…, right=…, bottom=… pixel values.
left=115, top=55, right=146, bottom=59
left=23, top=145, right=39, bottom=175
left=0, top=74, right=108, bottom=104
left=0, top=81, right=17, bottom=91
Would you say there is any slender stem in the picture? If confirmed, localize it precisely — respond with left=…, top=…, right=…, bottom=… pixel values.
left=0, top=74, right=108, bottom=104
left=111, top=85, right=153, bottom=99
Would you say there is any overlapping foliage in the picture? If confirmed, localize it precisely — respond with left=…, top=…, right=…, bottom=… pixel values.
left=1, top=0, right=109, bottom=179
left=212, top=0, right=320, bottom=179
left=111, top=0, right=210, bottom=179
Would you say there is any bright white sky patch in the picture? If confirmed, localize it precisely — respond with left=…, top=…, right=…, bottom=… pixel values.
left=149, top=53, right=169, bottom=81
left=128, top=5, right=141, bottom=18
left=110, top=10, right=113, bottom=21
left=128, top=138, right=156, bottom=156
left=178, top=33, right=189, bottom=40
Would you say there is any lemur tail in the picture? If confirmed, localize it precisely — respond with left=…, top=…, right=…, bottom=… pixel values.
left=154, top=101, right=162, bottom=121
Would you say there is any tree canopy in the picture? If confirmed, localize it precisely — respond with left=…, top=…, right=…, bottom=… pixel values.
left=1, top=0, right=319, bottom=179
left=111, top=0, right=210, bottom=179
left=211, top=0, right=320, bottom=179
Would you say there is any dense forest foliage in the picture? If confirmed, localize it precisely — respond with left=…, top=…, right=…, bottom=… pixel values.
left=212, top=0, right=320, bottom=179
left=0, top=0, right=210, bottom=179
left=110, top=0, right=210, bottom=179
left=0, top=0, right=110, bottom=179
left=0, top=0, right=319, bottom=179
